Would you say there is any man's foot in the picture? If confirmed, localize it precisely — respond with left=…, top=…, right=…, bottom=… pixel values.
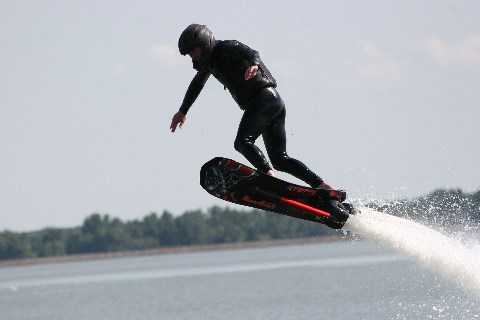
left=315, top=182, right=347, bottom=202
left=267, top=169, right=277, bottom=178
left=317, top=181, right=335, bottom=190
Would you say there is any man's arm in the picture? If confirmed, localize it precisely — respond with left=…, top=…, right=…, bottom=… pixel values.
left=179, top=70, right=210, bottom=114
left=222, top=41, right=264, bottom=81
left=170, top=70, right=210, bottom=133
left=229, top=41, right=261, bottom=67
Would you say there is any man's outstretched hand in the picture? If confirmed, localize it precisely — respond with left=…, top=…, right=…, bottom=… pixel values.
left=170, top=111, right=186, bottom=133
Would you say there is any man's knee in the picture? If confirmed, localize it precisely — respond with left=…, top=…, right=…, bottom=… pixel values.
left=233, top=138, right=243, bottom=152
left=269, top=153, right=289, bottom=171
left=234, top=136, right=254, bottom=153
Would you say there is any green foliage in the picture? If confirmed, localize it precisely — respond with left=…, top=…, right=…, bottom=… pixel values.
left=0, top=231, right=34, bottom=259
left=0, top=207, right=332, bottom=260
left=1, top=188, right=478, bottom=261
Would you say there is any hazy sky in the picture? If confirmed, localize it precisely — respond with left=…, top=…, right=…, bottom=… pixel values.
left=1, top=1, right=479, bottom=231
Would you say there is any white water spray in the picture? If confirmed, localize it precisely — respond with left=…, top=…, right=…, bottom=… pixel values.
left=343, top=207, right=480, bottom=296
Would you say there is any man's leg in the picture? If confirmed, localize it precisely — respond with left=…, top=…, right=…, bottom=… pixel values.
left=234, top=97, right=275, bottom=173
left=262, top=106, right=326, bottom=188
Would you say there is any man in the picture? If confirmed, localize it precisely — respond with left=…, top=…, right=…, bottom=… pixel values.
left=170, top=24, right=334, bottom=190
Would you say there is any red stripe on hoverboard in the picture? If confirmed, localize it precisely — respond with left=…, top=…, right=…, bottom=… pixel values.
left=280, top=197, right=331, bottom=218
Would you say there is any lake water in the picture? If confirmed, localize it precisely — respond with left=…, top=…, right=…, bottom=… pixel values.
left=1, top=240, right=479, bottom=320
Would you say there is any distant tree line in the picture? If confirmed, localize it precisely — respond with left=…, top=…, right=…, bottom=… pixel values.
left=1, top=188, right=478, bottom=261
left=0, top=207, right=334, bottom=260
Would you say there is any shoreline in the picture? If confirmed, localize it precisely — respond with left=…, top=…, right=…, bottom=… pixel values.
left=0, top=236, right=347, bottom=268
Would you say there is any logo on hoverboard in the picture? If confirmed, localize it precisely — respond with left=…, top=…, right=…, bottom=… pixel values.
left=242, top=196, right=277, bottom=210
left=286, top=185, right=317, bottom=196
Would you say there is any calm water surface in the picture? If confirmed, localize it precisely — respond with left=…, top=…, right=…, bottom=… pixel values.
left=1, top=241, right=478, bottom=320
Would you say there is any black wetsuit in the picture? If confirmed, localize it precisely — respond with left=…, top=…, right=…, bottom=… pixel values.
left=180, top=40, right=323, bottom=187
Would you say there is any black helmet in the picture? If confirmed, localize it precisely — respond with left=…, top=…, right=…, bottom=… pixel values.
left=178, top=24, right=215, bottom=70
